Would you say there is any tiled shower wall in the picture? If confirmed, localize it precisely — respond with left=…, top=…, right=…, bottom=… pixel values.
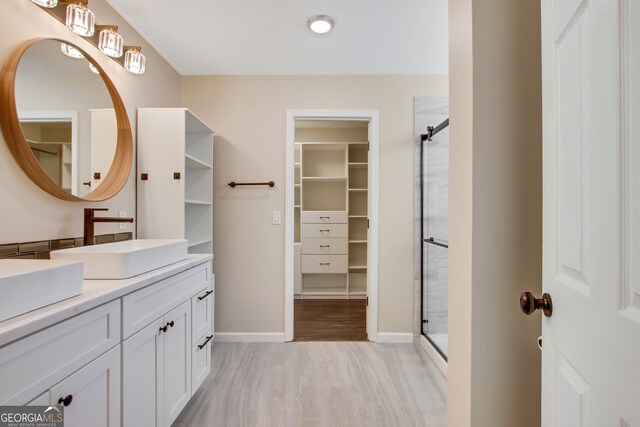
left=413, top=97, right=449, bottom=338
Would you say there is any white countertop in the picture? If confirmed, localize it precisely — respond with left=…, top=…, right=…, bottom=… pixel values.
left=0, top=254, right=213, bottom=347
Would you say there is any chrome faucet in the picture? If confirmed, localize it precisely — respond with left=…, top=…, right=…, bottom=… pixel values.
left=84, top=208, right=134, bottom=246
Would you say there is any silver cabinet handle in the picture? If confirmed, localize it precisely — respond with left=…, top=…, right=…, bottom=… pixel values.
left=319, top=245, right=330, bottom=248
left=319, top=229, right=330, bottom=232
left=319, top=263, right=330, bottom=265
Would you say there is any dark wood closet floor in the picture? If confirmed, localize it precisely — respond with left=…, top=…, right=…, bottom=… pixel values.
left=294, top=299, right=367, bottom=341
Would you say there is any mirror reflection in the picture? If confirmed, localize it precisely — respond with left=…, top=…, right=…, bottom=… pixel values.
left=14, top=39, right=117, bottom=197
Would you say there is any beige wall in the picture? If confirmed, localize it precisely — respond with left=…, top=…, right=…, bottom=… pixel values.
left=0, top=1, right=181, bottom=244
left=448, top=0, right=542, bottom=426
left=181, top=75, right=448, bottom=334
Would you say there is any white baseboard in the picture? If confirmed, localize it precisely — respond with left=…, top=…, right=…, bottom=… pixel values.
left=376, top=332, right=414, bottom=343
left=213, top=332, right=285, bottom=343
left=419, top=334, right=447, bottom=377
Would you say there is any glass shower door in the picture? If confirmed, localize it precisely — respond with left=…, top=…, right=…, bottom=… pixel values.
left=421, top=118, right=449, bottom=359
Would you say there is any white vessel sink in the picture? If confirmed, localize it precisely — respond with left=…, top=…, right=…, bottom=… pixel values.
left=50, top=239, right=188, bottom=279
left=0, top=259, right=84, bottom=322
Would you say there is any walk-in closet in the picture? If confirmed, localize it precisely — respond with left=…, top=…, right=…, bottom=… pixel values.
left=292, top=119, right=371, bottom=341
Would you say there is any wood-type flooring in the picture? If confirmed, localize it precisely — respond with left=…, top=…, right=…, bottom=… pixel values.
left=173, top=342, right=447, bottom=427
left=294, top=299, right=367, bottom=341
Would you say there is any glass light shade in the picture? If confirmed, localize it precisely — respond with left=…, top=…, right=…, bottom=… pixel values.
left=66, top=3, right=95, bottom=37
left=89, top=63, right=100, bottom=74
left=307, top=15, right=334, bottom=34
left=31, top=0, right=58, bottom=7
left=124, top=48, right=146, bottom=74
left=60, top=43, right=84, bottom=59
left=98, top=28, right=123, bottom=58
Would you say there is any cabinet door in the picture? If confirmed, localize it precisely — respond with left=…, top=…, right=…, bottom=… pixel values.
left=49, top=345, right=120, bottom=427
left=122, top=318, right=164, bottom=427
left=191, top=287, right=212, bottom=343
left=163, top=300, right=191, bottom=427
left=137, top=109, right=186, bottom=239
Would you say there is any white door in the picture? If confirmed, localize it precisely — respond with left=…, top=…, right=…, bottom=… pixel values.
left=541, top=0, right=640, bottom=425
left=49, top=346, right=121, bottom=427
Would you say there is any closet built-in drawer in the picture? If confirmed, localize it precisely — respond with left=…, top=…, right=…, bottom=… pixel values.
left=191, top=281, right=213, bottom=343
left=301, top=224, right=348, bottom=238
left=301, top=255, right=348, bottom=273
left=0, top=300, right=120, bottom=405
left=191, top=333, right=213, bottom=396
left=122, top=263, right=210, bottom=339
left=301, top=211, right=347, bottom=224
left=301, top=238, right=348, bottom=255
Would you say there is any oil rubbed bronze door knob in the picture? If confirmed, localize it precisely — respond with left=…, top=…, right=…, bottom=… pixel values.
left=520, top=292, right=553, bottom=317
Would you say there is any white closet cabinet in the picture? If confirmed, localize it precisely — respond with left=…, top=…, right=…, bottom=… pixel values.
left=137, top=108, right=214, bottom=255
left=295, top=140, right=369, bottom=299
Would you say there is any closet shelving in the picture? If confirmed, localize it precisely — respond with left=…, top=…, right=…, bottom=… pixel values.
left=138, top=108, right=214, bottom=256
left=294, top=138, right=369, bottom=299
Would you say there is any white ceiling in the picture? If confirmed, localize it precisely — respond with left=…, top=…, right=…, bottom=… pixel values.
left=105, top=0, right=449, bottom=76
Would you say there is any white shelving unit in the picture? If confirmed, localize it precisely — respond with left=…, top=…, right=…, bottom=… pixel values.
left=294, top=139, right=369, bottom=299
left=137, top=108, right=214, bottom=256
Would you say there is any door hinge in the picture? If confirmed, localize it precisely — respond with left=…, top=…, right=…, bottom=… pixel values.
left=367, top=218, right=369, bottom=229
left=366, top=296, right=369, bottom=306
left=367, top=141, right=370, bottom=151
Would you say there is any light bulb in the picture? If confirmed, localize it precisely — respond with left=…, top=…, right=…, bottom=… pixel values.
left=124, top=47, right=146, bottom=74
left=98, top=26, right=124, bottom=58
left=31, top=0, right=58, bottom=8
left=61, top=43, right=84, bottom=59
left=66, top=2, right=95, bottom=37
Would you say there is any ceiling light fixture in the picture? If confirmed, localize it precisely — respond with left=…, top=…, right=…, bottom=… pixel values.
left=63, top=0, right=95, bottom=37
left=31, top=0, right=58, bottom=8
left=97, top=25, right=123, bottom=58
left=307, top=15, right=334, bottom=34
left=60, top=42, right=84, bottom=59
left=124, top=46, right=146, bottom=75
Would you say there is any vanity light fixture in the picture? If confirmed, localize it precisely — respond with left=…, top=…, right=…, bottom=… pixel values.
left=97, top=25, right=123, bottom=58
left=60, top=42, right=84, bottom=59
left=63, top=0, right=95, bottom=37
left=31, top=0, right=58, bottom=7
left=124, top=46, right=146, bottom=75
left=307, top=15, right=334, bottom=34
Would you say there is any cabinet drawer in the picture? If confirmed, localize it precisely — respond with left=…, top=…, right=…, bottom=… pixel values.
left=122, top=263, right=210, bottom=339
left=301, top=255, right=348, bottom=273
left=0, top=300, right=120, bottom=405
left=301, top=224, right=348, bottom=238
left=191, top=280, right=213, bottom=343
left=301, top=211, right=347, bottom=224
left=301, top=238, right=348, bottom=255
left=191, top=334, right=213, bottom=396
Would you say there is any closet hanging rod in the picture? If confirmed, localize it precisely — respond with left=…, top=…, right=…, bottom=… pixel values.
left=422, top=237, right=449, bottom=248
left=228, top=181, right=275, bottom=188
left=421, top=117, right=450, bottom=142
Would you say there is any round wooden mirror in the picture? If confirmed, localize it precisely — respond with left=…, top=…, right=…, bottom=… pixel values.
left=0, top=38, right=132, bottom=201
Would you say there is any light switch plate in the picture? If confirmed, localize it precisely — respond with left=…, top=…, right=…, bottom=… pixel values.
left=273, top=210, right=281, bottom=225
left=119, top=211, right=127, bottom=230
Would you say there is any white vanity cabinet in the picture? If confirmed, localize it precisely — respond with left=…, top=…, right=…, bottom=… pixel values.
left=121, top=262, right=213, bottom=427
left=0, top=255, right=214, bottom=427
left=49, top=345, right=121, bottom=427
left=0, top=300, right=121, bottom=426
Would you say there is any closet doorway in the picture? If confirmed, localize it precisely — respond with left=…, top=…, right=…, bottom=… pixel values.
left=285, top=110, right=379, bottom=342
